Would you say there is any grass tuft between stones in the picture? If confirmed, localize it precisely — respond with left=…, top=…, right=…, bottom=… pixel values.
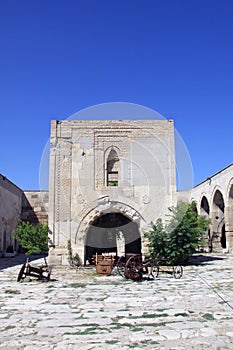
left=202, top=313, right=215, bottom=321
left=4, top=289, right=20, bottom=294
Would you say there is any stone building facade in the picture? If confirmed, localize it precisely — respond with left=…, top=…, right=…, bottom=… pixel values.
left=0, top=174, right=22, bottom=255
left=48, top=120, right=177, bottom=265
left=21, top=191, right=49, bottom=226
left=189, top=163, right=233, bottom=253
left=1, top=120, right=233, bottom=262
left=0, top=174, right=48, bottom=256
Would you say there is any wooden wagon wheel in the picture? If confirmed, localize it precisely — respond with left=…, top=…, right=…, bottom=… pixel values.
left=116, top=256, right=126, bottom=277
left=125, top=254, right=143, bottom=281
left=17, top=263, right=27, bottom=282
left=173, top=265, right=183, bottom=279
left=149, top=262, right=160, bottom=279
left=46, top=268, right=51, bottom=281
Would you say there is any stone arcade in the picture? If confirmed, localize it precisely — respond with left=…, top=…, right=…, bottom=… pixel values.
left=48, top=120, right=177, bottom=265
left=189, top=164, right=233, bottom=253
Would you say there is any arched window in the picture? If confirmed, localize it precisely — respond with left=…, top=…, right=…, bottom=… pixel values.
left=106, top=148, right=119, bottom=186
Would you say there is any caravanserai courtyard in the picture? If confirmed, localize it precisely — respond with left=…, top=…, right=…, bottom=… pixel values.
left=1, top=253, right=233, bottom=349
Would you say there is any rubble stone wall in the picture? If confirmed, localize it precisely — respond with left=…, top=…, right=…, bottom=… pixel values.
left=21, top=191, right=49, bottom=225
left=0, top=174, right=22, bottom=255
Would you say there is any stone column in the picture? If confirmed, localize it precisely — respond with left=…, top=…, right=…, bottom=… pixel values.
left=210, top=210, right=221, bottom=253
left=48, top=121, right=58, bottom=249
left=116, top=231, right=125, bottom=256
left=225, top=205, right=233, bottom=252
left=76, top=245, right=85, bottom=265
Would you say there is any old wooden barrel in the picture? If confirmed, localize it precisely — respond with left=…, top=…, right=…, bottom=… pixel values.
left=96, top=260, right=113, bottom=276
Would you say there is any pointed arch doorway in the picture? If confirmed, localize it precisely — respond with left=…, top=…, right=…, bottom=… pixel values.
left=85, top=212, right=141, bottom=264
left=212, top=189, right=225, bottom=252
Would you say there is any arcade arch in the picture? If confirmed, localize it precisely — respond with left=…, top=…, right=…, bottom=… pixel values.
left=228, top=184, right=233, bottom=201
left=225, top=182, right=233, bottom=252
left=200, top=196, right=210, bottom=216
left=200, top=196, right=211, bottom=251
left=74, top=198, right=145, bottom=263
left=212, top=189, right=225, bottom=251
left=85, top=212, right=141, bottom=264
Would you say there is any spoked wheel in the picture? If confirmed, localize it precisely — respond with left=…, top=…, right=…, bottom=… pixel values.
left=46, top=269, right=51, bottom=281
left=149, top=263, right=160, bottom=279
left=125, top=254, right=143, bottom=281
left=17, top=263, right=27, bottom=282
left=116, top=256, right=126, bottom=278
left=173, top=265, right=183, bottom=279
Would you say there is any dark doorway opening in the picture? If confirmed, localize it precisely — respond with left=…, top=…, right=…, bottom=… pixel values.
left=85, top=213, right=141, bottom=264
left=221, top=224, right=226, bottom=249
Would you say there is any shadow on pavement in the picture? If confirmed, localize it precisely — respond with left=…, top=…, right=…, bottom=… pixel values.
left=188, top=254, right=225, bottom=266
left=0, top=254, right=48, bottom=270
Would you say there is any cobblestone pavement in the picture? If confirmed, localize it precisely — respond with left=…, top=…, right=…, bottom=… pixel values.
left=1, top=254, right=233, bottom=349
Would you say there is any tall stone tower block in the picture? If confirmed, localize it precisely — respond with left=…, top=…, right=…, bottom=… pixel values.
left=48, top=120, right=177, bottom=265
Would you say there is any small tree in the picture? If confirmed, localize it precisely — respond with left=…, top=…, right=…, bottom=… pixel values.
left=146, top=218, right=169, bottom=260
left=166, top=201, right=210, bottom=264
left=13, top=220, right=49, bottom=256
left=146, top=201, right=210, bottom=265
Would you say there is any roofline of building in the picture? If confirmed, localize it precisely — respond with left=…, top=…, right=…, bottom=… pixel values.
left=0, top=174, right=50, bottom=193
left=0, top=173, right=22, bottom=192
left=193, top=162, right=233, bottom=188
left=23, top=189, right=49, bottom=192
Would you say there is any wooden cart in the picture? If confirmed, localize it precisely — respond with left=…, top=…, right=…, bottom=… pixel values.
left=17, top=258, right=51, bottom=282
left=117, top=254, right=183, bottom=281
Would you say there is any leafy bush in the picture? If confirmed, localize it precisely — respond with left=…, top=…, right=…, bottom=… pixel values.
left=146, top=201, right=210, bottom=264
left=13, top=220, right=48, bottom=256
left=146, top=218, right=169, bottom=260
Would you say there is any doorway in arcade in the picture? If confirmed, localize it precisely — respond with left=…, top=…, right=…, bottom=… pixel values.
left=85, top=212, right=141, bottom=264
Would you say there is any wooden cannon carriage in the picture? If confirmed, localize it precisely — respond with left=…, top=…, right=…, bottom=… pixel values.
left=116, top=254, right=183, bottom=281
left=17, top=258, right=51, bottom=282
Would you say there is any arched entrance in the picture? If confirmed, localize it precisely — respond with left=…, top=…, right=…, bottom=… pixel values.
left=200, top=196, right=210, bottom=251
left=225, top=183, right=233, bottom=252
left=200, top=196, right=210, bottom=215
left=212, top=189, right=225, bottom=251
left=85, top=212, right=141, bottom=264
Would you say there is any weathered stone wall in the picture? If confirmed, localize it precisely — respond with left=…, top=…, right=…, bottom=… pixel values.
left=2, top=120, right=233, bottom=263
left=190, top=163, right=233, bottom=253
left=48, top=120, right=177, bottom=265
left=21, top=191, right=49, bottom=225
left=0, top=175, right=49, bottom=256
left=0, top=174, right=22, bottom=255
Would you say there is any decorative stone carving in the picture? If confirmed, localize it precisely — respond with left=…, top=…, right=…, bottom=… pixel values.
left=48, top=119, right=177, bottom=264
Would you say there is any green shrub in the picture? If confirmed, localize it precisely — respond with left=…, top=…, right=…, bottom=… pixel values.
left=13, top=220, right=48, bottom=255
left=146, top=201, right=210, bottom=264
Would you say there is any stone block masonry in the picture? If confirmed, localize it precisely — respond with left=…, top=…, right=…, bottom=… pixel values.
left=21, top=191, right=49, bottom=225
left=0, top=174, right=22, bottom=254
left=48, top=119, right=177, bottom=265
left=0, top=174, right=49, bottom=256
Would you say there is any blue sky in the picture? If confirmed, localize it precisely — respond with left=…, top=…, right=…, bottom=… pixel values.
left=0, top=0, right=233, bottom=190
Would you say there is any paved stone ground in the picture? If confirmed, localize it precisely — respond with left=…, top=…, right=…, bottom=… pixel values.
left=1, top=254, right=233, bottom=349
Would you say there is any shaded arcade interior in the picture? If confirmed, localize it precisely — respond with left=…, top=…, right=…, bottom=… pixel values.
left=199, top=189, right=227, bottom=251
left=85, top=213, right=141, bottom=264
